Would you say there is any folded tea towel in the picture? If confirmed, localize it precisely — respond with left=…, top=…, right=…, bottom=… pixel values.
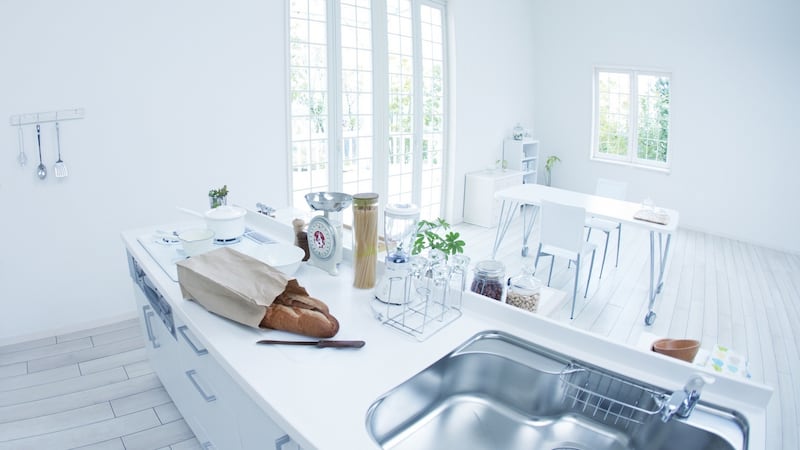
left=633, top=208, right=670, bottom=225
left=702, top=344, right=751, bottom=379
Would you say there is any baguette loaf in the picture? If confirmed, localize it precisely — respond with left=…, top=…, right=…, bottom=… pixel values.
left=259, top=287, right=339, bottom=338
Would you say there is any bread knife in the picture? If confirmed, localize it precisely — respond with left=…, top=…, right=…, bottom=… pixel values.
left=257, top=339, right=365, bottom=348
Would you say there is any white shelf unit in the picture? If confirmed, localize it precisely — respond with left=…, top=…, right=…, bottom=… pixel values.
left=463, top=169, right=524, bottom=228
left=504, top=139, right=540, bottom=184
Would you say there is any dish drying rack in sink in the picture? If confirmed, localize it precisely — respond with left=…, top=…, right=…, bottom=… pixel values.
left=560, top=362, right=670, bottom=429
left=371, top=253, right=470, bottom=341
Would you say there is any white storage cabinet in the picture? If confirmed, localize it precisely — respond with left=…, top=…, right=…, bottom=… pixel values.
left=128, top=252, right=301, bottom=450
left=463, top=169, right=524, bottom=227
left=503, top=139, right=540, bottom=184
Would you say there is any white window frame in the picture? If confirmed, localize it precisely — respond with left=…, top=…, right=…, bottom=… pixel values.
left=287, top=0, right=448, bottom=219
left=591, top=66, right=672, bottom=171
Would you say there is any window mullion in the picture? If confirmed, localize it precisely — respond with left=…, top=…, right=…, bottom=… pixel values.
left=372, top=0, right=389, bottom=203
left=410, top=0, right=424, bottom=208
left=629, top=70, right=637, bottom=163
left=328, top=0, right=343, bottom=190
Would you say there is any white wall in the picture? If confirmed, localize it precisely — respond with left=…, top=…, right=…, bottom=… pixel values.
left=530, top=0, right=800, bottom=253
left=0, top=0, right=538, bottom=343
left=0, top=0, right=288, bottom=343
left=447, top=0, right=537, bottom=222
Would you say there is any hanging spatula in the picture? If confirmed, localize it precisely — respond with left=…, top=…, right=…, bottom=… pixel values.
left=53, top=121, right=68, bottom=178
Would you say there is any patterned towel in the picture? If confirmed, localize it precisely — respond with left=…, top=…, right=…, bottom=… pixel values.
left=702, top=344, right=751, bottom=379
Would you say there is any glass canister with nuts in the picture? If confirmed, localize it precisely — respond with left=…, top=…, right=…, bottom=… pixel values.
left=506, top=260, right=542, bottom=313
left=470, top=260, right=506, bottom=302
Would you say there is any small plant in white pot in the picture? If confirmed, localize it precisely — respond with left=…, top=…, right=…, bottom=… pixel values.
left=208, top=185, right=229, bottom=208
left=544, top=156, right=561, bottom=186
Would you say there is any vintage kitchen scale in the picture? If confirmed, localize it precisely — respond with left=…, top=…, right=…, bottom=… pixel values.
left=304, top=192, right=353, bottom=276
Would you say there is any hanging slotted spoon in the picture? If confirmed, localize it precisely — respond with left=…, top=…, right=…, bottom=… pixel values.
left=16, top=123, right=27, bottom=166
left=35, top=124, right=47, bottom=179
left=53, top=121, right=68, bottom=178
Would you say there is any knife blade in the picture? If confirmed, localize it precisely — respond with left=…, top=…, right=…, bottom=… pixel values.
left=257, top=339, right=365, bottom=348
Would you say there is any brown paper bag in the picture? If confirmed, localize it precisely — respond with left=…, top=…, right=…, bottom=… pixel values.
left=176, top=247, right=339, bottom=337
left=176, top=247, right=295, bottom=328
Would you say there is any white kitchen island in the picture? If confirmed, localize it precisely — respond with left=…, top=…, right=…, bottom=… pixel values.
left=121, top=211, right=772, bottom=450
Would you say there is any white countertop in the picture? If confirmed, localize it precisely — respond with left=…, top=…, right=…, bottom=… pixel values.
left=121, top=211, right=771, bottom=450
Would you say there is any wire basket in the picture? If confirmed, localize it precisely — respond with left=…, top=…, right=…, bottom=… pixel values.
left=559, top=362, right=669, bottom=429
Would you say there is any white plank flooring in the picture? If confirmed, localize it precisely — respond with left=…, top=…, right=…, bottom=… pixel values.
left=455, top=218, right=800, bottom=450
left=1, top=223, right=797, bottom=449
left=0, top=319, right=199, bottom=450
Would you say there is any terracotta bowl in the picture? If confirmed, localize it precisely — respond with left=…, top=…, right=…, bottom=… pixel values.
left=652, top=338, right=701, bottom=363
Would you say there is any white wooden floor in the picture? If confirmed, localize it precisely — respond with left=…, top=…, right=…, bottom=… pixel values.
left=1, top=222, right=798, bottom=449
left=0, top=319, right=200, bottom=450
left=455, top=218, right=800, bottom=450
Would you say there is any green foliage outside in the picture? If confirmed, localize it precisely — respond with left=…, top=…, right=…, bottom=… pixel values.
left=598, top=74, right=670, bottom=163
left=637, top=78, right=670, bottom=163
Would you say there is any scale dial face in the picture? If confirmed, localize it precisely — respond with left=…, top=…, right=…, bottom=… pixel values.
left=307, top=216, right=336, bottom=261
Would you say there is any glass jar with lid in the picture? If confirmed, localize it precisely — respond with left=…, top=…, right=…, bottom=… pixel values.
left=352, top=193, right=379, bottom=289
left=506, top=260, right=542, bottom=313
left=470, top=259, right=506, bottom=301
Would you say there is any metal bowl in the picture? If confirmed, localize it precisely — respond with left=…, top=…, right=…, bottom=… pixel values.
left=305, top=192, right=353, bottom=212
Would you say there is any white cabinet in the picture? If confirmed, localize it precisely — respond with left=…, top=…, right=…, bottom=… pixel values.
left=127, top=252, right=300, bottom=450
left=503, top=139, right=539, bottom=184
left=463, top=169, right=523, bottom=227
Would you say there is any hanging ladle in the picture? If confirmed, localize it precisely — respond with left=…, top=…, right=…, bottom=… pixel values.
left=36, top=124, right=47, bottom=179
left=17, top=122, right=27, bottom=166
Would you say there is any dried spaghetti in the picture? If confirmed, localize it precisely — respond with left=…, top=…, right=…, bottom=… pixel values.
left=352, top=193, right=379, bottom=289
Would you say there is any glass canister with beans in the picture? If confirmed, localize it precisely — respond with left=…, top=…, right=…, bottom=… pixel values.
left=470, top=259, right=506, bottom=302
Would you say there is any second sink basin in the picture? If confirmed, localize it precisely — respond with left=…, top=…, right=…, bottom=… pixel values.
left=366, top=331, right=748, bottom=450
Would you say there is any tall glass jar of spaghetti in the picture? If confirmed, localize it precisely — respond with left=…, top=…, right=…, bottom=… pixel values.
left=352, top=193, right=379, bottom=289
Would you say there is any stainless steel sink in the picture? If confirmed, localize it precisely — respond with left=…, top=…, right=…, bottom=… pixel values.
left=366, top=331, right=748, bottom=450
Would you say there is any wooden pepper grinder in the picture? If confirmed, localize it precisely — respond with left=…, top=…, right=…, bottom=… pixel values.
left=293, top=218, right=310, bottom=261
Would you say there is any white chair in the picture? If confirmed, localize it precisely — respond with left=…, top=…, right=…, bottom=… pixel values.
left=586, top=178, right=628, bottom=279
left=534, top=200, right=597, bottom=319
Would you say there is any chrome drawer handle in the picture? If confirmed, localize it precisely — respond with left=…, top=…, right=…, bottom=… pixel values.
left=178, top=325, right=208, bottom=356
left=185, top=369, right=216, bottom=402
left=143, top=306, right=160, bottom=349
left=275, top=434, right=291, bottom=450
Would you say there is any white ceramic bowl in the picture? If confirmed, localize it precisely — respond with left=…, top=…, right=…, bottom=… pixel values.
left=252, top=243, right=305, bottom=276
left=178, top=228, right=216, bottom=257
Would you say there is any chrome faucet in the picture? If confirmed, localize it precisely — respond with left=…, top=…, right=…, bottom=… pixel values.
left=660, top=374, right=715, bottom=422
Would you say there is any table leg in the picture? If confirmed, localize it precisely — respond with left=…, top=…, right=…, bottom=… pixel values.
left=656, top=233, right=672, bottom=294
left=644, top=231, right=673, bottom=325
left=492, top=200, right=520, bottom=260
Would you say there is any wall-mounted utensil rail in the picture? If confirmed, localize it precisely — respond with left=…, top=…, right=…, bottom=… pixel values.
left=9, top=108, right=85, bottom=126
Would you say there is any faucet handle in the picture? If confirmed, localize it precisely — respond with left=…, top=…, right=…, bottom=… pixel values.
left=685, top=373, right=715, bottom=392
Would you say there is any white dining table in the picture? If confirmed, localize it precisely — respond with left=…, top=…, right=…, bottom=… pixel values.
left=492, top=184, right=680, bottom=326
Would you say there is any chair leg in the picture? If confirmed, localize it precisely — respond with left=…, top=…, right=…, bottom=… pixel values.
left=534, top=243, right=543, bottom=276
left=547, top=255, right=555, bottom=286
left=599, top=231, right=610, bottom=278
left=585, top=249, right=597, bottom=298
left=570, top=255, right=580, bottom=319
left=615, top=225, right=622, bottom=267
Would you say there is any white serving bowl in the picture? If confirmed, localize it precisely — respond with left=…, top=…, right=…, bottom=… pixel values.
left=178, top=228, right=216, bottom=257
left=252, top=243, right=305, bottom=276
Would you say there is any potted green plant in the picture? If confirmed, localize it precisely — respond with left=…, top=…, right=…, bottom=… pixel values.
left=544, top=156, right=561, bottom=186
left=412, top=218, right=466, bottom=256
left=208, top=185, right=229, bottom=208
